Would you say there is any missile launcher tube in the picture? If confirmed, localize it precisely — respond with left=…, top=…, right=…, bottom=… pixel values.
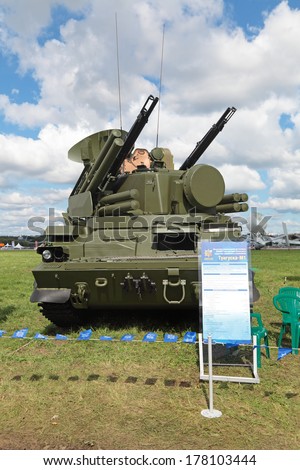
left=216, top=202, right=249, bottom=213
left=99, top=189, right=139, bottom=206
left=98, top=199, right=140, bottom=216
left=220, top=193, right=248, bottom=204
left=86, top=137, right=124, bottom=194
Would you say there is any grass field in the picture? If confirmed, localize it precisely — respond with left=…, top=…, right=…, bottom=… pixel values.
left=0, top=249, right=299, bottom=450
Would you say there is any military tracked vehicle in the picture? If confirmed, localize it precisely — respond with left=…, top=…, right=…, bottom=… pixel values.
left=30, top=95, right=258, bottom=326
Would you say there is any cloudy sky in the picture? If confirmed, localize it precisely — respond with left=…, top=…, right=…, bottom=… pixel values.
left=1, top=0, right=300, bottom=236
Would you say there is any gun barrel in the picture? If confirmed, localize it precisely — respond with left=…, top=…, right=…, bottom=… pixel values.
left=100, top=94, right=159, bottom=190
left=179, top=106, right=236, bottom=171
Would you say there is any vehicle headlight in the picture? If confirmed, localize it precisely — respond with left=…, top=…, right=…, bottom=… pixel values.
left=42, top=249, right=53, bottom=261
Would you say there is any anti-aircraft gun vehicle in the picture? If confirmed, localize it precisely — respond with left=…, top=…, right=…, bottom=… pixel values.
left=30, top=95, right=258, bottom=326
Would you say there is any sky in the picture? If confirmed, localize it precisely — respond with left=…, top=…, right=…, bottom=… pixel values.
left=1, top=0, right=300, bottom=236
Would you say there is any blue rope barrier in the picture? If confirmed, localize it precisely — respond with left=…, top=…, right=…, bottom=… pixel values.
left=0, top=329, right=197, bottom=344
left=0, top=329, right=298, bottom=359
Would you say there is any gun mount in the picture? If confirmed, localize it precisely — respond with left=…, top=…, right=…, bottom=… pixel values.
left=30, top=96, right=258, bottom=327
left=179, top=107, right=236, bottom=170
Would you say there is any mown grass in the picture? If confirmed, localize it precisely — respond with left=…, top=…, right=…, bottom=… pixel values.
left=0, top=249, right=299, bottom=450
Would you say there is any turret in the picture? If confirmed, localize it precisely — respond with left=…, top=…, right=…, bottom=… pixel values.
left=67, top=100, right=247, bottom=219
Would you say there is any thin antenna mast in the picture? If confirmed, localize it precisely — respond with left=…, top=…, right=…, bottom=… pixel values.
left=115, top=12, right=122, bottom=130
left=156, top=23, right=165, bottom=147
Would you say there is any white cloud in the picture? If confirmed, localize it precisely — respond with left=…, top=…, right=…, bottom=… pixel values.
left=0, top=0, right=88, bottom=39
left=269, top=166, right=300, bottom=197
left=255, top=197, right=300, bottom=213
left=0, top=188, right=71, bottom=235
left=218, top=164, right=266, bottom=192
left=0, top=189, right=71, bottom=215
left=0, top=124, right=90, bottom=184
left=0, top=191, right=37, bottom=208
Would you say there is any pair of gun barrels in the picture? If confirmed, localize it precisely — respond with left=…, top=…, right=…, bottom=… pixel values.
left=72, top=97, right=236, bottom=199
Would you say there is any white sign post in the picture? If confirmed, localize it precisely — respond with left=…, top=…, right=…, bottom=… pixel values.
left=199, top=241, right=259, bottom=387
left=201, top=334, right=222, bottom=418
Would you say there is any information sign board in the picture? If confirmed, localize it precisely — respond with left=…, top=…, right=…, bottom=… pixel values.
left=201, top=241, right=251, bottom=344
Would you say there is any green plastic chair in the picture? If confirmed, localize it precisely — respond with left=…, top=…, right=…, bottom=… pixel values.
left=273, top=293, right=300, bottom=355
left=251, top=312, right=270, bottom=368
left=279, top=286, right=300, bottom=299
